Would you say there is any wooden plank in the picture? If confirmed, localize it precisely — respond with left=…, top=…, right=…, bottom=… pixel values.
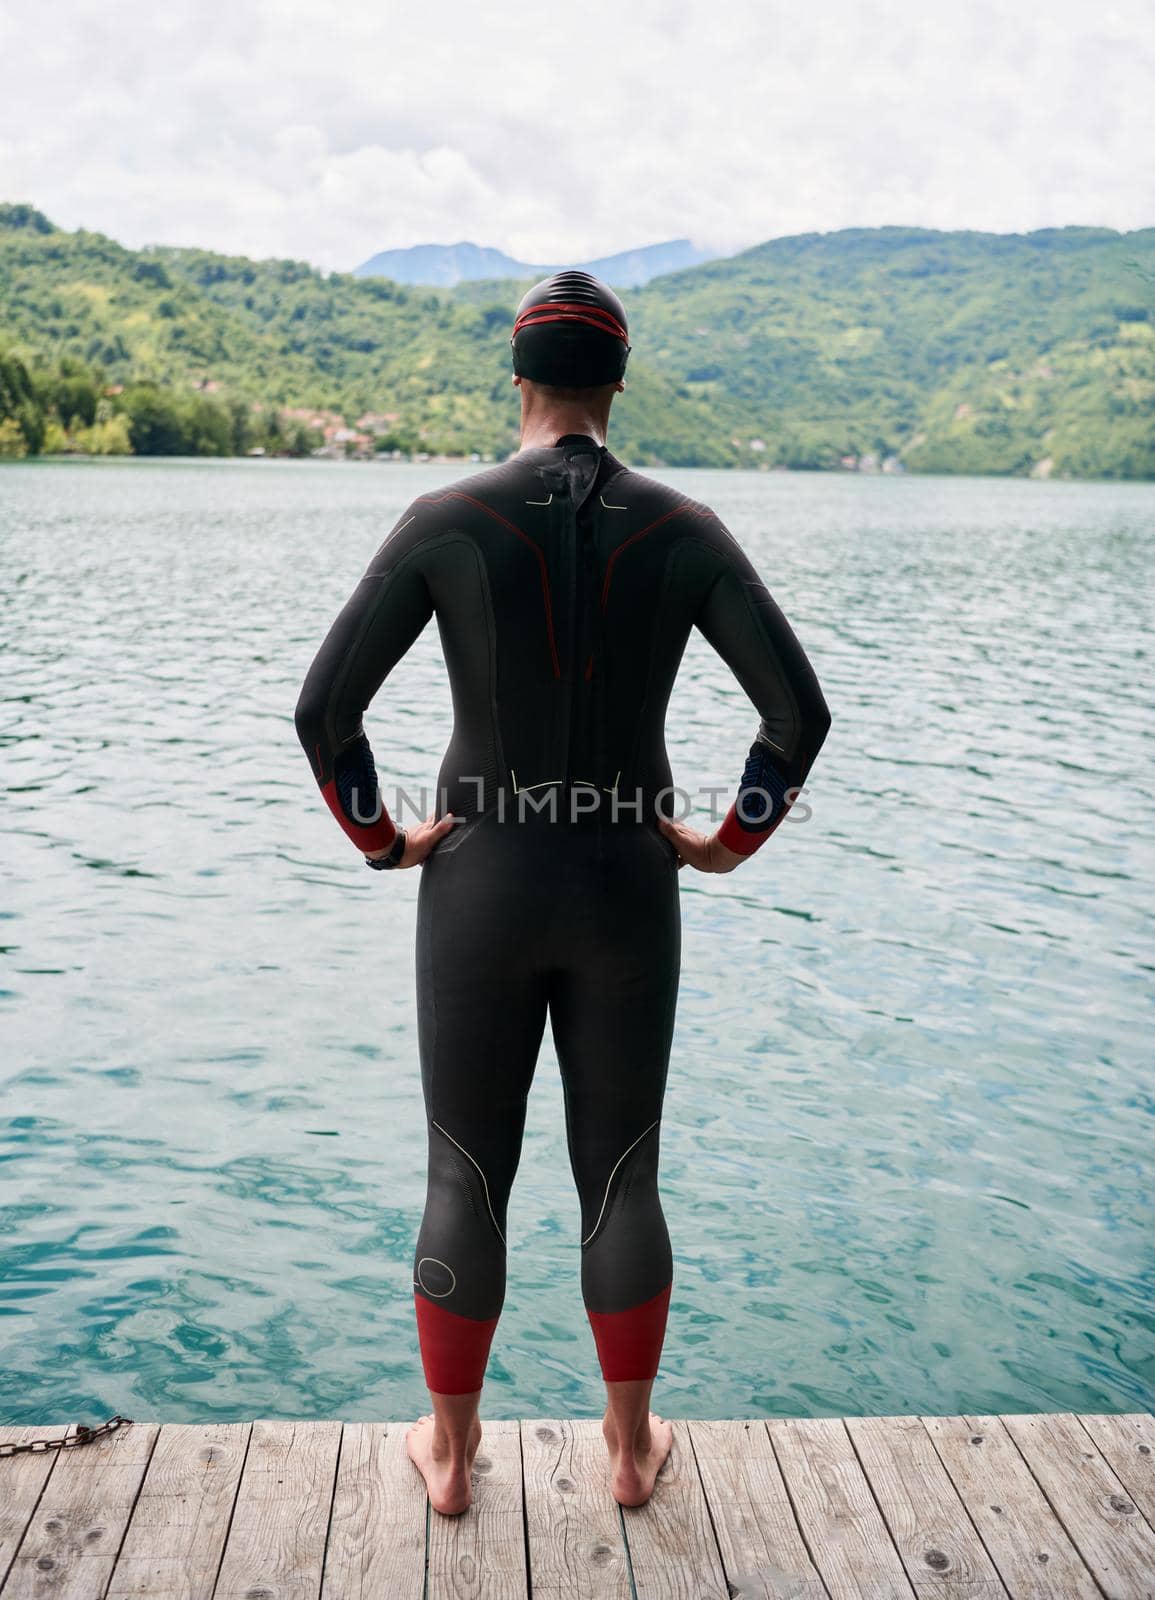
left=1002, top=1411, right=1155, bottom=1600
left=211, top=1419, right=342, bottom=1600
left=923, top=1415, right=1100, bottom=1599
left=103, top=1422, right=249, bottom=1599
left=1, top=1420, right=160, bottom=1600
left=520, top=1419, right=630, bottom=1599
left=0, top=1427, right=69, bottom=1590
left=845, top=1416, right=1007, bottom=1598
left=321, top=1422, right=427, bottom=1598
left=686, top=1420, right=827, bottom=1599
left=426, top=1418, right=527, bottom=1599
left=767, top=1417, right=915, bottom=1599
left=1077, top=1414, right=1155, bottom=1527
left=620, top=1420, right=728, bottom=1600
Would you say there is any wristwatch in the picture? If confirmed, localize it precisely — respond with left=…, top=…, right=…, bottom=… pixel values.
left=365, top=828, right=407, bottom=870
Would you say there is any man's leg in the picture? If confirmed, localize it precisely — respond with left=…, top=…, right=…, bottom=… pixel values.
left=407, top=826, right=548, bottom=1512
left=549, top=823, right=681, bottom=1505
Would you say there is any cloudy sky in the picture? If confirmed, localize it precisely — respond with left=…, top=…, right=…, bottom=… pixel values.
left=1, top=0, right=1152, bottom=271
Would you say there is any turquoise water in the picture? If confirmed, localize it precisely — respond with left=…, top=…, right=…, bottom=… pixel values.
left=1, top=457, right=1152, bottom=1426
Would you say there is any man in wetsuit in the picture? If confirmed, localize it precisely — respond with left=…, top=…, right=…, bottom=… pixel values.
left=294, top=270, right=831, bottom=1512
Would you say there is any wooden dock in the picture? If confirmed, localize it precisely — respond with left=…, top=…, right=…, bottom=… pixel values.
left=1, top=1413, right=1153, bottom=1597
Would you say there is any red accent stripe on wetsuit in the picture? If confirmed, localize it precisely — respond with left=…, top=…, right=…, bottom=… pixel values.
left=586, top=1282, right=672, bottom=1382
left=420, top=491, right=561, bottom=678
left=318, top=772, right=397, bottom=852
left=600, top=499, right=719, bottom=610
left=716, top=794, right=796, bottom=857
left=414, top=1294, right=500, bottom=1395
left=513, top=302, right=629, bottom=343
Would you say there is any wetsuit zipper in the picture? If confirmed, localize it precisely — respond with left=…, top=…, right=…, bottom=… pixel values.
left=557, top=491, right=576, bottom=790
left=565, top=499, right=602, bottom=790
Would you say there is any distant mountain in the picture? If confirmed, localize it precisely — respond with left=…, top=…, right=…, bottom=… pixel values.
left=581, top=240, right=714, bottom=287
left=354, top=242, right=529, bottom=286
left=353, top=237, right=713, bottom=288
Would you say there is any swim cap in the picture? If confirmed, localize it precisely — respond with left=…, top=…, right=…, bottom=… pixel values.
left=510, top=270, right=631, bottom=387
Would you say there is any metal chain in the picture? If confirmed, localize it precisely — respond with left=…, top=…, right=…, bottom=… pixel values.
left=0, top=1415, right=133, bottom=1458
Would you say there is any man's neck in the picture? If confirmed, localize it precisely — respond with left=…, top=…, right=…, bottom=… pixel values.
left=518, top=410, right=608, bottom=451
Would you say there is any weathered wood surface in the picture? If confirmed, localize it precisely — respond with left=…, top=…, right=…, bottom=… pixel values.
left=105, top=1423, right=249, bottom=1600
left=1, top=1419, right=160, bottom=1600
left=620, top=1421, right=729, bottom=1599
left=769, top=1416, right=916, bottom=1597
left=1, top=1413, right=1151, bottom=1598
left=1001, top=1412, right=1155, bottom=1600
left=322, top=1422, right=426, bottom=1598
left=844, top=1413, right=1008, bottom=1597
left=211, top=1419, right=341, bottom=1600
left=687, top=1419, right=826, bottom=1600
left=426, top=1418, right=526, bottom=1600
left=922, top=1413, right=1102, bottom=1599
left=521, top=1418, right=631, bottom=1599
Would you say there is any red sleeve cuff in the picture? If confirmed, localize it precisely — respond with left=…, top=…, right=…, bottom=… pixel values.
left=319, top=779, right=397, bottom=853
left=716, top=801, right=775, bottom=858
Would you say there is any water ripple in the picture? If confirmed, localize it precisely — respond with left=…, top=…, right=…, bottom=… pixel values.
left=0, top=459, right=1152, bottom=1423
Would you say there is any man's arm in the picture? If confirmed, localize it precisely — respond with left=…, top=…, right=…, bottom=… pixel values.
left=294, top=507, right=434, bottom=854
left=689, top=522, right=831, bottom=861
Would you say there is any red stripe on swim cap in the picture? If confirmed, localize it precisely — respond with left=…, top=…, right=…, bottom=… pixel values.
left=512, top=302, right=629, bottom=344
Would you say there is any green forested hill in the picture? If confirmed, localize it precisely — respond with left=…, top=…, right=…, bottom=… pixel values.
left=1, top=203, right=1152, bottom=475
left=632, top=226, right=1155, bottom=476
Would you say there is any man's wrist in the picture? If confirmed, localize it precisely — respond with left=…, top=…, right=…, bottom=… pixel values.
left=716, top=801, right=772, bottom=858
left=710, top=832, right=745, bottom=871
left=365, top=827, right=407, bottom=869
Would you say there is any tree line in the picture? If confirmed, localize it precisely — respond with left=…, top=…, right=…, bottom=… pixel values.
left=0, top=350, right=322, bottom=459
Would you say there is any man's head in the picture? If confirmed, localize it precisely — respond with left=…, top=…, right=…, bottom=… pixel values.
left=511, top=270, right=630, bottom=390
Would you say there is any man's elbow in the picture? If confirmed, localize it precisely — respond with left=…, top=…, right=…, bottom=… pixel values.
left=293, top=680, right=325, bottom=762
left=804, top=687, right=832, bottom=761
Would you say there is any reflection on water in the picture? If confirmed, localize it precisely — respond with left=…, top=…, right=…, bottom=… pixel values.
left=1, top=456, right=1152, bottom=1424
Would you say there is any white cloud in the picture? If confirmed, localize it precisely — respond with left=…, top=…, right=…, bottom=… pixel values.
left=0, top=0, right=1152, bottom=270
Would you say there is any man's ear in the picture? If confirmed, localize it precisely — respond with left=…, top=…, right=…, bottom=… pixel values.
left=512, top=373, right=523, bottom=388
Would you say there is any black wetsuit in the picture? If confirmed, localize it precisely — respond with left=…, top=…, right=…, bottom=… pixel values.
left=295, top=435, right=830, bottom=1392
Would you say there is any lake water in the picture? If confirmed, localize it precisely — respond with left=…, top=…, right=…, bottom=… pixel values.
left=1, top=457, right=1152, bottom=1427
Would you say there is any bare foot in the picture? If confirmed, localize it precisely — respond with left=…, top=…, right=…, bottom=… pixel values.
left=602, top=1410, right=674, bottom=1506
left=405, top=1412, right=483, bottom=1515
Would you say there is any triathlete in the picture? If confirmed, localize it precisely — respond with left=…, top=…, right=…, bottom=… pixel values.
left=294, top=270, right=831, bottom=1512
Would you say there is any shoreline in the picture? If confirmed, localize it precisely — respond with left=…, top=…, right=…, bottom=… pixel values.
left=4, top=452, right=1153, bottom=485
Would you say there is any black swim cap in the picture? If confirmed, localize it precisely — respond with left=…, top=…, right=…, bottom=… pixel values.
left=510, top=270, right=631, bottom=387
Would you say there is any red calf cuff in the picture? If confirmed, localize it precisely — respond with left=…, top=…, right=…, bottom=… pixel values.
left=414, top=1293, right=499, bottom=1395
left=587, top=1283, right=672, bottom=1382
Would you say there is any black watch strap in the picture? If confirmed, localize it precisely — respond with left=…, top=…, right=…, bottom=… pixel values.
left=365, top=827, right=407, bottom=870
